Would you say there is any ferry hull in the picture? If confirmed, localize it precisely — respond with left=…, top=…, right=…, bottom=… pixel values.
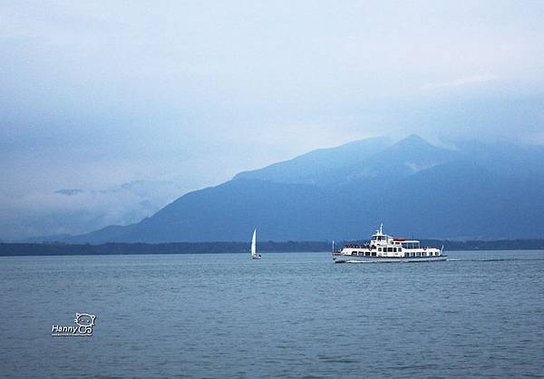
left=333, top=255, right=447, bottom=264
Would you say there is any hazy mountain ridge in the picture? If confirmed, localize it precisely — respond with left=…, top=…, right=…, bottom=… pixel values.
left=61, top=135, right=544, bottom=243
left=233, top=137, right=392, bottom=186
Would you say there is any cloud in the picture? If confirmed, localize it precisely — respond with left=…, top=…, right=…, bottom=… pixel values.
left=55, top=189, right=84, bottom=196
left=421, top=74, right=498, bottom=91
left=0, top=180, right=185, bottom=240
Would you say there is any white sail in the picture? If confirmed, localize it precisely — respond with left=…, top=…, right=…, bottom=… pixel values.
left=251, top=229, right=257, bottom=258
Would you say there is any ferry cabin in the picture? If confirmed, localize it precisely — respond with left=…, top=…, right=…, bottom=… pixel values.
left=340, top=225, right=442, bottom=258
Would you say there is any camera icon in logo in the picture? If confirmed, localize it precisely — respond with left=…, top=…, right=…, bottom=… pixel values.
left=74, top=313, right=96, bottom=327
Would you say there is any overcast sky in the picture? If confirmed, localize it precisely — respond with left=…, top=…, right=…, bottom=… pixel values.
left=1, top=0, right=543, bottom=239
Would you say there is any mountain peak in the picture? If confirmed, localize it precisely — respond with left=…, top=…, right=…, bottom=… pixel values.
left=395, top=134, right=432, bottom=148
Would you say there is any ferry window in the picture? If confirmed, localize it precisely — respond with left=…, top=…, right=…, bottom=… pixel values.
left=378, top=248, right=382, bottom=252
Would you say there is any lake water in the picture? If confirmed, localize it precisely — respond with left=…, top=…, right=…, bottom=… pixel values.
left=1, top=250, right=543, bottom=378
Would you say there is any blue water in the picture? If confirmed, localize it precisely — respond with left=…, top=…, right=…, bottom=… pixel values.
left=1, top=251, right=543, bottom=378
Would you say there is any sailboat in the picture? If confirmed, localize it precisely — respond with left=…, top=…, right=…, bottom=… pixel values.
left=250, top=228, right=261, bottom=259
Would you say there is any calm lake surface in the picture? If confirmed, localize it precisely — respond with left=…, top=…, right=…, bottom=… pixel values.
left=1, top=250, right=543, bottom=378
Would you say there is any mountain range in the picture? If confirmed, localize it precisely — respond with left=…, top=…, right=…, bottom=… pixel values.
left=63, top=135, right=544, bottom=243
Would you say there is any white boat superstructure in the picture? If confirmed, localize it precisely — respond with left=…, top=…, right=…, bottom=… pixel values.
left=333, top=224, right=446, bottom=263
left=251, top=228, right=261, bottom=259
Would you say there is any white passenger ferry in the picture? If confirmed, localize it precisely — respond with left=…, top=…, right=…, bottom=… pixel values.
left=333, top=224, right=446, bottom=263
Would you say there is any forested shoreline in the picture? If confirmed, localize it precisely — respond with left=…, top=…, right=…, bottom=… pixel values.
left=1, top=239, right=543, bottom=256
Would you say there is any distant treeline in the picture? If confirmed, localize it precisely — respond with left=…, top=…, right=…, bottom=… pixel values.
left=0, top=239, right=543, bottom=256
left=423, top=239, right=544, bottom=251
left=0, top=241, right=328, bottom=256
